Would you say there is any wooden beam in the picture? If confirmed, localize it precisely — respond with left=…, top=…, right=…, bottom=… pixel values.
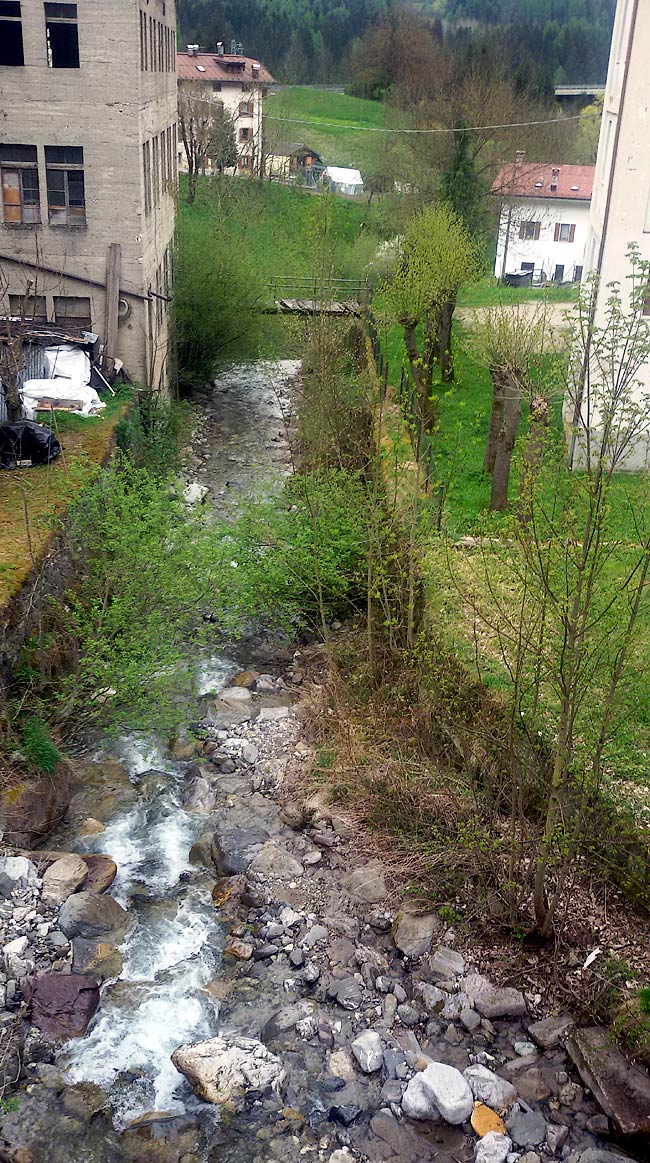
left=103, top=243, right=121, bottom=376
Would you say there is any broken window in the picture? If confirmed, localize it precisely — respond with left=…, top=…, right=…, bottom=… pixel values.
left=8, top=294, right=48, bottom=323
left=140, top=8, right=147, bottom=70
left=45, top=145, right=86, bottom=225
left=0, top=2, right=24, bottom=66
left=143, top=140, right=151, bottom=215
left=53, top=295, right=91, bottom=329
left=1, top=145, right=41, bottom=225
left=45, top=3, right=79, bottom=68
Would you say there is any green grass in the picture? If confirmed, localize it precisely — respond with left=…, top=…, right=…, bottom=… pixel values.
left=458, top=276, right=577, bottom=308
left=264, top=87, right=396, bottom=171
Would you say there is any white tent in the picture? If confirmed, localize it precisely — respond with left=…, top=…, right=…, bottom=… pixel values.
left=325, top=166, right=364, bottom=196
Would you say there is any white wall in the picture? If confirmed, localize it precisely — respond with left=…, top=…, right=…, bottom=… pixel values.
left=494, top=197, right=591, bottom=282
left=177, top=78, right=265, bottom=175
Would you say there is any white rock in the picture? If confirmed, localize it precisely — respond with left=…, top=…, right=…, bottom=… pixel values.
left=171, top=1035, right=285, bottom=1104
left=475, top=1132, right=513, bottom=1163
left=258, top=706, right=290, bottom=721
left=328, top=1048, right=356, bottom=1082
left=183, top=481, right=209, bottom=506
left=42, top=853, right=88, bottom=905
left=351, top=1030, right=383, bottom=1073
left=0, top=856, right=39, bottom=890
left=403, top=1061, right=473, bottom=1124
left=279, top=907, right=302, bottom=929
left=464, top=1064, right=517, bottom=1111
left=402, top=1072, right=441, bottom=1121
left=3, top=936, right=28, bottom=957
left=219, top=686, right=252, bottom=706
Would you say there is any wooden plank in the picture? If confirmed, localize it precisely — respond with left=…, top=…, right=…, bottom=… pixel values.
left=103, top=242, right=121, bottom=376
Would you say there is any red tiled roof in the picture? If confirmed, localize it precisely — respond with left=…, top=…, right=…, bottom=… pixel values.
left=177, top=52, right=275, bottom=84
left=491, top=162, right=595, bottom=201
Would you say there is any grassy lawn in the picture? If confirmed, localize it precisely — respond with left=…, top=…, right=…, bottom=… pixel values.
left=0, top=392, right=129, bottom=607
left=264, top=87, right=395, bottom=171
left=458, top=276, right=578, bottom=308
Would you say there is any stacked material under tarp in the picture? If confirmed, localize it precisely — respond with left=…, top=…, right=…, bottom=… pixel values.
left=21, top=344, right=105, bottom=417
left=0, top=421, right=61, bottom=469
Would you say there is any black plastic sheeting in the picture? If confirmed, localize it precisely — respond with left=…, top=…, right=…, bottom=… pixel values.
left=0, top=422, right=61, bottom=469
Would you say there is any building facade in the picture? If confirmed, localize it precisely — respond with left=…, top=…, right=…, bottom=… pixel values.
left=177, top=47, right=274, bottom=177
left=0, top=0, right=177, bottom=389
left=492, top=162, right=594, bottom=285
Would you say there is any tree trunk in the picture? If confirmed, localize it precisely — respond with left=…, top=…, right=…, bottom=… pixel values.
left=489, top=377, right=521, bottom=511
left=484, top=367, right=508, bottom=475
left=436, top=297, right=455, bottom=383
left=403, top=325, right=435, bottom=432
left=517, top=392, right=551, bottom=522
left=188, top=165, right=197, bottom=205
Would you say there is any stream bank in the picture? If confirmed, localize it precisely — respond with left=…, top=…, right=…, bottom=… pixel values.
left=0, top=357, right=647, bottom=1163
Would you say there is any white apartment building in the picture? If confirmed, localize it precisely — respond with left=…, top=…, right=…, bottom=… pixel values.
left=0, top=0, right=178, bottom=390
left=493, top=162, right=594, bottom=284
left=177, top=46, right=274, bottom=177
left=570, top=0, right=650, bottom=468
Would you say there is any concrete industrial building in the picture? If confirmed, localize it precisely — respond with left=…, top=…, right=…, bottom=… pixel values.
left=177, top=46, right=274, bottom=177
left=0, top=0, right=178, bottom=389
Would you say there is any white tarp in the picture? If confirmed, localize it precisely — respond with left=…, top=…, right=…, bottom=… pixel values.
left=325, top=166, right=364, bottom=195
left=20, top=343, right=105, bottom=417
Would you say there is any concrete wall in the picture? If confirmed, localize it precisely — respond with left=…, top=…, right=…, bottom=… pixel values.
left=0, top=0, right=177, bottom=389
left=494, top=197, right=591, bottom=282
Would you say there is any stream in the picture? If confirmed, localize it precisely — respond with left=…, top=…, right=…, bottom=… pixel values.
left=55, top=359, right=300, bottom=1128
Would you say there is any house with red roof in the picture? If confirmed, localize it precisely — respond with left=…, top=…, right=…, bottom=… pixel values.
left=177, top=44, right=275, bottom=177
left=491, top=161, right=595, bottom=285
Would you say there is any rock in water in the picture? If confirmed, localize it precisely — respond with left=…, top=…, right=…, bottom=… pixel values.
left=351, top=1030, right=383, bottom=1073
left=58, top=891, right=128, bottom=940
left=82, top=854, right=117, bottom=893
left=171, top=1035, right=286, bottom=1104
left=25, top=972, right=100, bottom=1039
left=402, top=1061, right=473, bottom=1124
left=42, top=854, right=88, bottom=904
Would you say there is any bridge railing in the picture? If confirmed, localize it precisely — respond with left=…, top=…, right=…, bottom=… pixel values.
left=269, top=276, right=367, bottom=304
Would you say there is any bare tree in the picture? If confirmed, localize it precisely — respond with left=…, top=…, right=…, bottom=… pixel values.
left=178, top=82, right=224, bottom=204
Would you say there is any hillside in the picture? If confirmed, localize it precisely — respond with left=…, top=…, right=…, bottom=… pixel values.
left=264, top=88, right=392, bottom=171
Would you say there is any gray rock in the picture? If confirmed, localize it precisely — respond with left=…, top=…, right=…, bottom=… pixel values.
left=0, top=856, right=39, bottom=897
left=402, top=1061, right=473, bottom=1125
left=401, top=1072, right=441, bottom=1121
left=345, top=862, right=386, bottom=904
left=376, top=975, right=392, bottom=993
left=289, top=948, right=304, bottom=968
left=567, top=1024, right=650, bottom=1137
left=427, top=946, right=466, bottom=982
left=464, top=973, right=527, bottom=1020
left=328, top=976, right=363, bottom=1011
left=249, top=842, right=304, bottom=879
left=219, top=686, right=252, bottom=706
left=258, top=706, right=290, bottom=721
left=392, top=981, right=407, bottom=1004
left=171, top=1035, right=285, bottom=1104
left=302, top=924, right=328, bottom=948
left=568, top=1152, right=630, bottom=1163
left=58, top=892, right=128, bottom=940
left=211, top=824, right=270, bottom=875
left=507, top=1110, right=547, bottom=1148
left=460, top=1007, right=481, bottom=1033
left=41, top=854, right=88, bottom=905
left=383, top=994, right=397, bottom=1025
left=514, top=1041, right=536, bottom=1057
left=475, top=1133, right=513, bottom=1163
left=442, top=991, right=470, bottom=1020
left=464, top=1064, right=517, bottom=1111
left=393, top=912, right=440, bottom=959
left=242, top=743, right=260, bottom=764
left=381, top=1080, right=404, bottom=1104
left=397, top=1004, right=420, bottom=1027
left=413, top=981, right=447, bottom=1013
left=528, top=1013, right=574, bottom=1049
left=351, top=1030, right=383, bottom=1073
left=546, top=1123, right=569, bottom=1151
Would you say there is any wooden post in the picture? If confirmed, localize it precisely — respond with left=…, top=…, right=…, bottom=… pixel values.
left=103, top=242, right=121, bottom=376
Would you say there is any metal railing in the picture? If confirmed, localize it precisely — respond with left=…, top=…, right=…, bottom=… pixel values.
left=269, top=276, right=366, bottom=303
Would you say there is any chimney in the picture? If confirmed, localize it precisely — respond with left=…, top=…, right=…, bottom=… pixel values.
left=550, top=165, right=560, bottom=191
left=515, top=150, right=525, bottom=164
left=216, top=41, right=224, bottom=55
left=252, top=62, right=260, bottom=77
left=187, top=44, right=199, bottom=56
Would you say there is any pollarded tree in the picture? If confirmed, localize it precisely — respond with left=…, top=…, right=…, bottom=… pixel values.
left=383, top=203, right=482, bottom=430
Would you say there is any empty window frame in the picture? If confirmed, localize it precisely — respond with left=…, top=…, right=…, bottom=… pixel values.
left=53, top=295, right=91, bottom=328
left=574, top=265, right=583, bottom=283
left=140, top=9, right=147, bottom=70
left=0, top=2, right=24, bottom=66
left=45, top=3, right=79, bottom=68
left=152, top=135, right=160, bottom=206
left=239, top=127, right=251, bottom=142
left=1, top=145, right=41, bottom=224
left=555, top=222, right=576, bottom=242
left=520, top=262, right=535, bottom=272
left=143, top=139, right=151, bottom=215
left=212, top=81, right=221, bottom=92
left=8, top=293, right=47, bottom=322
left=642, top=288, right=650, bottom=318
left=519, top=220, right=541, bottom=241
left=45, top=145, right=86, bottom=225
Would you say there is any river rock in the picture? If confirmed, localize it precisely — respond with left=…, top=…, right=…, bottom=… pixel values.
left=72, top=937, right=123, bottom=980
left=121, top=1111, right=202, bottom=1163
left=25, top=972, right=100, bottom=1039
left=82, top=854, right=118, bottom=893
left=402, top=1061, right=473, bottom=1124
left=345, top=861, right=386, bottom=904
left=171, top=1035, right=285, bottom=1104
left=351, top=1030, right=383, bottom=1073
left=475, top=1132, right=512, bottom=1163
left=219, top=686, right=252, bottom=706
left=181, top=776, right=216, bottom=813
left=464, top=974, right=527, bottom=1019
left=426, top=946, right=466, bottom=982
left=58, top=891, right=128, bottom=940
left=189, top=831, right=214, bottom=867
left=211, top=824, right=270, bottom=875
left=567, top=1024, right=650, bottom=1137
left=528, top=1013, right=574, bottom=1049
left=41, top=854, right=88, bottom=904
left=249, top=841, right=304, bottom=878
left=507, top=1109, right=547, bottom=1147
left=393, top=911, right=440, bottom=958
left=464, top=1065, right=517, bottom=1111
left=0, top=854, right=39, bottom=896
left=0, top=766, right=70, bottom=847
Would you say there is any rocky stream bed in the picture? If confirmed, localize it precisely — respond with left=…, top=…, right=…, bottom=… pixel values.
left=0, top=359, right=648, bottom=1163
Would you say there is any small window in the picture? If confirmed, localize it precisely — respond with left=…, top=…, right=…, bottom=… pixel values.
left=519, top=220, right=540, bottom=241
left=0, top=1, right=24, bottom=66
left=45, top=2, right=79, bottom=68
left=143, top=139, right=151, bottom=215
left=554, top=264, right=565, bottom=282
left=555, top=222, right=575, bottom=242
left=239, top=127, right=251, bottom=142
left=239, top=101, right=253, bottom=116
left=212, top=81, right=221, bottom=92
left=8, top=293, right=47, bottom=322
left=1, top=145, right=41, bottom=225
left=53, top=295, right=91, bottom=328
left=45, top=144, right=86, bottom=225
left=520, top=262, right=535, bottom=272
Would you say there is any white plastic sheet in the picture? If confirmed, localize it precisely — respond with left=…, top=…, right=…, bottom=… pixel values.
left=21, top=377, right=105, bottom=416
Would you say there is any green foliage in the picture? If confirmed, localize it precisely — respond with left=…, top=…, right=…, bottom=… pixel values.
left=116, top=392, right=191, bottom=474
left=439, top=125, right=489, bottom=241
left=0, top=1097, right=19, bottom=1114
left=21, top=716, right=61, bottom=775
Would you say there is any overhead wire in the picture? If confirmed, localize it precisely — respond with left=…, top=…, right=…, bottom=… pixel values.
left=263, top=110, right=599, bottom=134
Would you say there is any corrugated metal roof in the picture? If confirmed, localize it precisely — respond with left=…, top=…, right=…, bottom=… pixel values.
left=491, top=162, right=595, bottom=201
left=177, top=52, right=275, bottom=84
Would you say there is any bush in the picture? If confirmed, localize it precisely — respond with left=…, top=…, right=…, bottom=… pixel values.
left=21, top=716, right=61, bottom=775
left=116, top=391, right=191, bottom=474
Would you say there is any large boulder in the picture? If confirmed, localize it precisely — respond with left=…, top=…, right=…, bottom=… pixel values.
left=463, top=973, right=527, bottom=1020
left=464, top=1065, right=517, bottom=1112
left=567, top=1025, right=650, bottom=1138
left=58, top=891, right=128, bottom=940
left=0, top=765, right=71, bottom=847
left=41, top=854, right=88, bottom=905
left=393, top=912, right=441, bottom=959
left=72, top=937, right=123, bottom=981
left=82, top=854, right=117, bottom=893
left=25, top=972, right=100, bottom=1039
left=402, top=1062, right=473, bottom=1125
left=171, top=1035, right=285, bottom=1104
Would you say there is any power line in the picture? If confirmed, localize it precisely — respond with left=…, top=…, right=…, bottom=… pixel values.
left=265, top=110, right=598, bottom=135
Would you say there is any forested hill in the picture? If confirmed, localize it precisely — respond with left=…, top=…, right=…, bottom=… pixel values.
left=177, top=0, right=615, bottom=86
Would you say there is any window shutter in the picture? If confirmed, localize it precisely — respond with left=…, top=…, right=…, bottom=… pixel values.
left=554, top=222, right=560, bottom=242
left=569, top=224, right=575, bottom=242
left=534, top=222, right=540, bottom=240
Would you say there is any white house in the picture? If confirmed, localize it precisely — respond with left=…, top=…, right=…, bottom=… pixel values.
left=492, top=162, right=595, bottom=284
left=177, top=45, right=274, bottom=176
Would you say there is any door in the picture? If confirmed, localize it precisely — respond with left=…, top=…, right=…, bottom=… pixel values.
left=554, top=264, right=564, bottom=282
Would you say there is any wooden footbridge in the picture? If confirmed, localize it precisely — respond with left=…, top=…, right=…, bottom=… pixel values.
left=265, top=277, right=367, bottom=317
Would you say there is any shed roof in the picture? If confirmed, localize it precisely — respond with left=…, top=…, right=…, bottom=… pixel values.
left=177, top=52, right=275, bottom=84
left=273, top=142, right=322, bottom=160
left=491, top=162, right=595, bottom=201
left=326, top=166, right=363, bottom=186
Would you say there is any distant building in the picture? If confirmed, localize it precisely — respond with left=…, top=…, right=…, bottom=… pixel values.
left=265, top=143, right=323, bottom=185
left=177, top=46, right=274, bottom=177
left=0, top=0, right=178, bottom=390
left=492, top=162, right=595, bottom=285
left=323, top=166, right=364, bottom=197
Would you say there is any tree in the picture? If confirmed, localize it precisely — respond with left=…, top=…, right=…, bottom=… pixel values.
left=383, top=203, right=481, bottom=431
left=439, top=122, right=490, bottom=240
left=178, top=82, right=222, bottom=204
left=207, top=104, right=238, bottom=173
left=573, top=97, right=603, bottom=166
